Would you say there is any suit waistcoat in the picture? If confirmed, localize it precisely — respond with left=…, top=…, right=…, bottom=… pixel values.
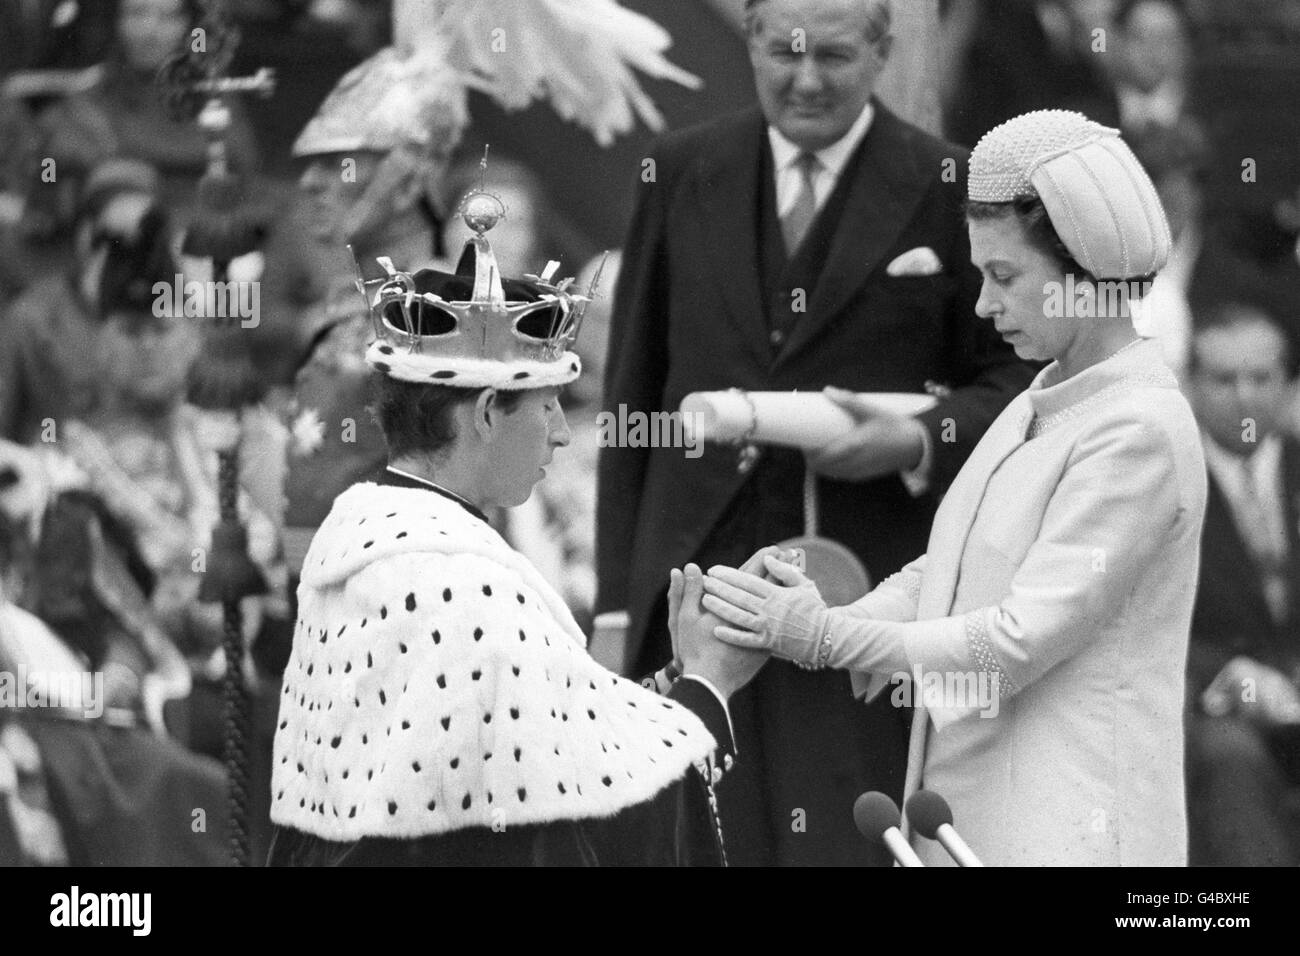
left=757, top=142, right=860, bottom=348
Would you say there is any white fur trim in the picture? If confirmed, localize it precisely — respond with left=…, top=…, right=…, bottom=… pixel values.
left=366, top=342, right=582, bottom=390
left=272, top=483, right=714, bottom=840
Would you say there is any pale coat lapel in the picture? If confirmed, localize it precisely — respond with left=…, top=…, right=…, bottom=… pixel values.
left=901, top=393, right=1034, bottom=815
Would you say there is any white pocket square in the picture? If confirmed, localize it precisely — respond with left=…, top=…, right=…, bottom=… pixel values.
left=886, top=247, right=943, bottom=277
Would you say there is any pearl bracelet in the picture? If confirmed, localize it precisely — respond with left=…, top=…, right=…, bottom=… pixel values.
left=793, top=632, right=834, bottom=671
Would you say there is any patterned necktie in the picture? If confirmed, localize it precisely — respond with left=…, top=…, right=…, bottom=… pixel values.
left=781, top=152, right=820, bottom=255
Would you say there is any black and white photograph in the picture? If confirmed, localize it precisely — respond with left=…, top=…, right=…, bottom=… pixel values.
left=0, top=0, right=1297, bottom=926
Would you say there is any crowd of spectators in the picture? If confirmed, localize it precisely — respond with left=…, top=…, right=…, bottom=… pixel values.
left=1, top=0, right=1298, bottom=865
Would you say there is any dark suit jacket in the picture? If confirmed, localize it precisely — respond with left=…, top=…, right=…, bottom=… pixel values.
left=1189, top=435, right=1300, bottom=697
left=597, top=101, right=1036, bottom=662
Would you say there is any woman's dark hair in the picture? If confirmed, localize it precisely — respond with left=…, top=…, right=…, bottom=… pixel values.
left=373, top=377, right=526, bottom=459
left=965, top=196, right=1093, bottom=281
left=96, top=204, right=178, bottom=319
left=1188, top=300, right=1298, bottom=379
left=967, top=196, right=1158, bottom=298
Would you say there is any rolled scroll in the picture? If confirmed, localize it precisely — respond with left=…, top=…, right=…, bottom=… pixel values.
left=679, top=390, right=937, bottom=450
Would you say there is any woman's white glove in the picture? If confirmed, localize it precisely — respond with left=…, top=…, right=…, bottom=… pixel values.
left=702, top=555, right=832, bottom=668
left=703, top=555, right=922, bottom=677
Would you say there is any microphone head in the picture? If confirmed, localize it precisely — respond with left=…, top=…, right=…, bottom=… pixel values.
left=905, top=789, right=954, bottom=840
left=853, top=791, right=901, bottom=843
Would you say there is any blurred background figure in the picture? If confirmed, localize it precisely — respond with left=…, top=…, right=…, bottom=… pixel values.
left=1185, top=302, right=1300, bottom=867
left=0, top=158, right=163, bottom=443
left=942, top=0, right=1121, bottom=148
left=0, top=505, right=73, bottom=866
left=1128, top=117, right=1210, bottom=378
left=41, top=0, right=261, bottom=219
left=0, top=210, right=248, bottom=863
left=0, top=96, right=43, bottom=305
left=57, top=209, right=278, bottom=667
left=0, top=191, right=264, bottom=864
left=1185, top=0, right=1300, bottom=342
left=275, top=43, right=466, bottom=605
left=562, top=249, right=621, bottom=634
left=0, top=0, right=116, bottom=295
left=0, top=0, right=115, bottom=74
left=440, top=155, right=597, bottom=281
left=2, top=194, right=282, bottom=741
left=0, top=488, right=231, bottom=865
left=1111, top=0, right=1196, bottom=135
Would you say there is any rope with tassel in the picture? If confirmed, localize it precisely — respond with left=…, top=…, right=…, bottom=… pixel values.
left=159, top=0, right=275, bottom=867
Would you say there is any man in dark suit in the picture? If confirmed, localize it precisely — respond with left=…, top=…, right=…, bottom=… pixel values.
left=595, top=0, right=1035, bottom=866
left=1185, top=302, right=1300, bottom=867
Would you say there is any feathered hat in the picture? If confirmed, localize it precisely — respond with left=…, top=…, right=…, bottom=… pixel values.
left=294, top=0, right=701, bottom=160
left=291, top=43, right=467, bottom=160
left=969, top=110, right=1173, bottom=281
left=416, top=0, right=703, bottom=147
left=356, top=171, right=602, bottom=390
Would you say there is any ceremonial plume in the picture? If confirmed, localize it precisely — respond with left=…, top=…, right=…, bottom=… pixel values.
left=394, top=0, right=702, bottom=147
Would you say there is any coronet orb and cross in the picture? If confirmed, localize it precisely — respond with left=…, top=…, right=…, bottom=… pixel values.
left=351, top=155, right=605, bottom=391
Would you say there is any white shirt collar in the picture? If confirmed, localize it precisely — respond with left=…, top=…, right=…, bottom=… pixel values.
left=767, top=99, right=876, bottom=179
left=385, top=465, right=482, bottom=513
left=1117, top=78, right=1187, bottom=130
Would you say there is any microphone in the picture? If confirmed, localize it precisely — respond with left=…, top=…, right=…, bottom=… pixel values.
left=853, top=791, right=924, bottom=867
left=904, top=790, right=983, bottom=867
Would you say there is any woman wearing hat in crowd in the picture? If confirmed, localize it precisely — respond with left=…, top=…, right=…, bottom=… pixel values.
left=40, top=0, right=259, bottom=219
left=268, top=193, right=769, bottom=866
left=702, top=110, right=1206, bottom=866
left=0, top=158, right=165, bottom=443
left=1, top=198, right=282, bottom=737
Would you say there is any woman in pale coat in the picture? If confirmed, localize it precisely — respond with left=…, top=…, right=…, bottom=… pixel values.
left=701, top=110, right=1207, bottom=866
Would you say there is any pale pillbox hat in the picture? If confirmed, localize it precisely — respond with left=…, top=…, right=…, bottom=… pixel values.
left=969, top=110, right=1173, bottom=281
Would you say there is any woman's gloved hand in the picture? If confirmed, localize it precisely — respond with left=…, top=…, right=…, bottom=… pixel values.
left=667, top=545, right=792, bottom=671
left=702, top=555, right=832, bottom=668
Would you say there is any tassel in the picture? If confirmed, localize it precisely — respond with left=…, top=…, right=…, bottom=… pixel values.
left=198, top=519, right=267, bottom=603
left=182, top=173, right=267, bottom=261
left=186, top=333, right=265, bottom=412
left=183, top=168, right=268, bottom=412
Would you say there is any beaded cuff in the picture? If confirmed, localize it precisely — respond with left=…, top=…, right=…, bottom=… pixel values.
left=881, top=570, right=923, bottom=605
left=965, top=611, right=1016, bottom=697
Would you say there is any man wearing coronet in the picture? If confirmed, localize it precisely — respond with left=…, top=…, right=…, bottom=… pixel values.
left=268, top=189, right=770, bottom=866
left=273, top=0, right=703, bottom=665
